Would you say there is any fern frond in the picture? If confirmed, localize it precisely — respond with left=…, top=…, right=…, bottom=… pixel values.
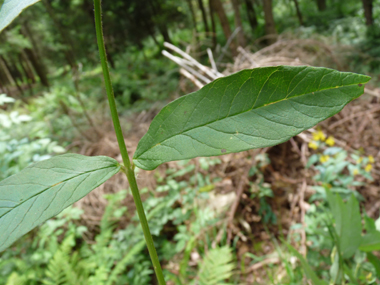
left=197, top=246, right=235, bottom=285
left=106, top=240, right=146, bottom=285
left=42, top=234, right=80, bottom=285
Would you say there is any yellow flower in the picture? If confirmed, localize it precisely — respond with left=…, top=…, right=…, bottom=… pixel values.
left=366, top=272, right=372, bottom=280
left=312, top=131, right=326, bottom=141
left=368, top=155, right=375, bottom=163
left=325, top=136, right=335, bottom=146
left=353, top=169, right=359, bottom=176
left=357, top=157, right=363, bottom=164
left=308, top=141, right=318, bottom=150
left=365, top=164, right=373, bottom=172
left=320, top=155, right=329, bottom=163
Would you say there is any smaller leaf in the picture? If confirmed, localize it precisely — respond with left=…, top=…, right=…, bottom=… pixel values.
left=326, top=190, right=362, bottom=259
left=0, top=0, right=40, bottom=33
left=359, top=231, right=380, bottom=252
left=0, top=154, right=120, bottom=252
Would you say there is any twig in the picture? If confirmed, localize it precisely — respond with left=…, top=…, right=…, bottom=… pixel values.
left=237, top=46, right=258, bottom=67
left=164, top=42, right=223, bottom=79
left=365, top=88, right=380, bottom=98
left=162, top=50, right=211, bottom=84
left=207, top=48, right=219, bottom=73
left=299, top=179, right=307, bottom=257
left=179, top=68, right=204, bottom=89
left=328, top=104, right=380, bottom=130
left=217, top=27, right=241, bottom=63
left=227, top=155, right=254, bottom=245
left=246, top=257, right=280, bottom=273
left=367, top=200, right=380, bottom=217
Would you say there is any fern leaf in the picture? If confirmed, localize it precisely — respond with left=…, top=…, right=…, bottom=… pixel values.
left=197, top=246, right=235, bottom=285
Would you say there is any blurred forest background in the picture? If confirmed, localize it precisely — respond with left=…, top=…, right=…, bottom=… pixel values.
left=1, top=0, right=380, bottom=284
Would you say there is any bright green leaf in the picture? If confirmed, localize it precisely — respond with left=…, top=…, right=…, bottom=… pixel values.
left=359, top=231, right=380, bottom=252
left=0, top=0, right=40, bottom=33
left=326, top=190, right=362, bottom=259
left=326, top=191, right=361, bottom=253
left=133, top=66, right=370, bottom=170
left=340, top=195, right=362, bottom=258
left=0, top=154, right=120, bottom=252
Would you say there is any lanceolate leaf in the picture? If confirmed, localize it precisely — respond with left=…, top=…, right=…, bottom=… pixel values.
left=134, top=66, right=370, bottom=170
left=0, top=0, right=40, bottom=33
left=0, top=154, right=120, bottom=252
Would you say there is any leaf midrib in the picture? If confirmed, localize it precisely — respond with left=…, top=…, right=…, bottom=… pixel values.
left=0, top=164, right=118, bottom=219
left=135, top=82, right=362, bottom=160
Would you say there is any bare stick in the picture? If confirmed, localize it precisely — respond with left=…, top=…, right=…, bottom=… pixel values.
left=180, top=68, right=204, bottom=89
left=162, top=50, right=211, bottom=84
left=164, top=42, right=223, bottom=79
left=207, top=48, right=218, bottom=73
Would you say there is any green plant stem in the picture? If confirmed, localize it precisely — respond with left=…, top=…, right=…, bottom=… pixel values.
left=93, top=1, right=166, bottom=284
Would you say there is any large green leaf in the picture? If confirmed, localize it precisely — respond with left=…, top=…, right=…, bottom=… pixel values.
left=0, top=0, right=40, bottom=33
left=326, top=190, right=362, bottom=259
left=134, top=66, right=370, bottom=170
left=0, top=154, right=120, bottom=252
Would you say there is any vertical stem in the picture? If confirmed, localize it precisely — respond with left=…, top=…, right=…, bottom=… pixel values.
left=93, top=1, right=166, bottom=284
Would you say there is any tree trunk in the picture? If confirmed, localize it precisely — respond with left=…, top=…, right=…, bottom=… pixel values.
left=21, top=22, right=50, bottom=86
left=186, top=0, right=198, bottom=33
left=244, top=0, right=258, bottom=31
left=208, top=0, right=217, bottom=48
left=159, top=25, right=171, bottom=43
left=24, top=48, right=50, bottom=87
left=362, top=0, right=374, bottom=26
left=0, top=57, right=16, bottom=87
left=209, top=0, right=237, bottom=52
left=43, top=0, right=77, bottom=68
left=147, top=0, right=172, bottom=43
left=316, top=0, right=326, bottom=11
left=292, top=0, right=303, bottom=26
left=231, top=0, right=246, bottom=47
left=263, top=0, right=277, bottom=44
left=21, top=51, right=36, bottom=84
left=141, top=18, right=161, bottom=48
left=1, top=56, right=24, bottom=95
left=198, top=0, right=209, bottom=33
left=18, top=54, right=34, bottom=95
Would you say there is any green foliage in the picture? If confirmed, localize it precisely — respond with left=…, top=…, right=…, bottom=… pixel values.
left=0, top=95, right=66, bottom=181
left=286, top=243, right=328, bottom=285
left=307, top=134, right=374, bottom=201
left=0, top=193, right=140, bottom=284
left=197, top=246, right=235, bottom=285
left=0, top=154, right=120, bottom=252
left=134, top=66, right=370, bottom=170
left=112, top=46, right=179, bottom=107
left=0, top=0, right=377, bottom=283
left=289, top=186, right=380, bottom=284
left=0, top=0, right=40, bottom=32
left=0, top=159, right=237, bottom=284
